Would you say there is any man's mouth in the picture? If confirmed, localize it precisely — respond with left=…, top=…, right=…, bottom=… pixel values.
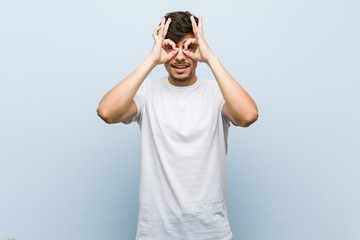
left=172, top=64, right=190, bottom=73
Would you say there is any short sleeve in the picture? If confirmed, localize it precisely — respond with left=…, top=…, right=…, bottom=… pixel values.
left=213, top=81, right=231, bottom=128
left=122, top=78, right=148, bottom=125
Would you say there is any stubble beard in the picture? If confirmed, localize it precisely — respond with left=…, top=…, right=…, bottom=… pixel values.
left=170, top=70, right=193, bottom=82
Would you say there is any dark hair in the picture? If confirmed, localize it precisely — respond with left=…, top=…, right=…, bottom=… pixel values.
left=163, top=11, right=199, bottom=43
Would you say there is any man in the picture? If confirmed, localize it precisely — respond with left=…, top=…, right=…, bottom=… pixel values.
left=97, top=11, right=258, bottom=240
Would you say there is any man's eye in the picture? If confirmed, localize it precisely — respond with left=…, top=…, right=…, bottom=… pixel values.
left=187, top=46, right=192, bottom=49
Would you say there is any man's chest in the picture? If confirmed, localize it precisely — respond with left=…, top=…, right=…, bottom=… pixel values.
left=144, top=91, right=220, bottom=140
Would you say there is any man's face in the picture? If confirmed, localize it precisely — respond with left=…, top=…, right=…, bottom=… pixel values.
left=164, top=33, right=198, bottom=83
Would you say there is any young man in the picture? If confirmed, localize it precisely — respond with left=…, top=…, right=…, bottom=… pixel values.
left=97, top=11, right=258, bottom=240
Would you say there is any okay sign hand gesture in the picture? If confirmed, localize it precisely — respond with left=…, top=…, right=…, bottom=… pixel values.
left=183, top=16, right=217, bottom=64
left=148, top=17, right=179, bottom=65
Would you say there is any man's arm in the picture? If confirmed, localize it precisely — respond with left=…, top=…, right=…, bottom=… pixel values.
left=207, top=57, right=258, bottom=127
left=97, top=58, right=156, bottom=124
left=97, top=17, right=179, bottom=124
left=184, top=15, right=258, bottom=127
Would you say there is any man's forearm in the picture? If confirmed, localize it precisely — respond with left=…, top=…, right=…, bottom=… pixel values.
left=207, top=56, right=258, bottom=125
left=97, top=57, right=157, bottom=122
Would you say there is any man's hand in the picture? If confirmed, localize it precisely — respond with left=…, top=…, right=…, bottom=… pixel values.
left=148, top=17, right=179, bottom=65
left=183, top=16, right=217, bottom=64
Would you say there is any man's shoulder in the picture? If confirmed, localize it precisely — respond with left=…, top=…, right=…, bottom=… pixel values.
left=197, top=77, right=218, bottom=89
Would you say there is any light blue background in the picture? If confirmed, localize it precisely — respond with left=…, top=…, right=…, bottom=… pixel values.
left=1, top=0, right=359, bottom=239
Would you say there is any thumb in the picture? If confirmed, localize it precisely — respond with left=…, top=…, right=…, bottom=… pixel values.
left=183, top=49, right=194, bottom=59
left=168, top=48, right=179, bottom=58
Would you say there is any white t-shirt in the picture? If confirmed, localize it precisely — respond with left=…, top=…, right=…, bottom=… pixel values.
left=124, top=76, right=233, bottom=240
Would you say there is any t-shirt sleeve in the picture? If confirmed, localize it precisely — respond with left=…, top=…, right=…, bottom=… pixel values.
left=214, top=81, right=231, bottom=128
left=122, top=78, right=148, bottom=125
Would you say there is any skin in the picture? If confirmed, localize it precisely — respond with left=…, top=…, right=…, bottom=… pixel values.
left=151, top=16, right=216, bottom=87
left=164, top=33, right=198, bottom=86
left=97, top=15, right=259, bottom=127
left=148, top=15, right=259, bottom=127
left=186, top=15, right=259, bottom=127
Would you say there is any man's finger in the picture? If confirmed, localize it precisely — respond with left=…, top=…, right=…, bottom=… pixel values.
left=163, top=39, right=178, bottom=50
left=190, top=16, right=199, bottom=39
left=184, top=38, right=197, bottom=50
left=168, top=48, right=179, bottom=58
left=163, top=18, right=171, bottom=39
left=199, top=16, right=203, bottom=36
left=152, top=25, right=161, bottom=39
left=183, top=48, right=195, bottom=59
left=158, top=17, right=165, bottom=39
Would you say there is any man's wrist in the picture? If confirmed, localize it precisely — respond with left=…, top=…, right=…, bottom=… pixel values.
left=206, top=55, right=219, bottom=66
left=144, top=56, right=159, bottom=68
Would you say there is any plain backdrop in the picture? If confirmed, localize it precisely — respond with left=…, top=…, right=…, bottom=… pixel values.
left=1, top=0, right=359, bottom=239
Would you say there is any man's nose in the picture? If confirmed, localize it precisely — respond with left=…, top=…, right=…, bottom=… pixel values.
left=174, top=47, right=186, bottom=61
